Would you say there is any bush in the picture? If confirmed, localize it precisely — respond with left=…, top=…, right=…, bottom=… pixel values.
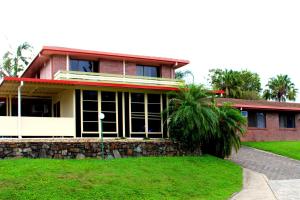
left=167, top=84, right=246, bottom=158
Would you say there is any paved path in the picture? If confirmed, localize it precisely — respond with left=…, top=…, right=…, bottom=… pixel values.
left=230, top=146, right=300, bottom=180
left=230, top=146, right=300, bottom=200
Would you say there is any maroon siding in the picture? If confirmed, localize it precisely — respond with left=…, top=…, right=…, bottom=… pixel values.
left=40, top=60, right=51, bottom=79
left=99, top=59, right=123, bottom=74
left=242, top=112, right=300, bottom=141
left=52, top=55, right=67, bottom=77
left=161, top=65, right=174, bottom=78
left=125, top=62, right=136, bottom=75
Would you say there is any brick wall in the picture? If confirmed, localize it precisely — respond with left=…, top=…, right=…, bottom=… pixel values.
left=0, top=139, right=201, bottom=159
left=242, top=112, right=300, bottom=141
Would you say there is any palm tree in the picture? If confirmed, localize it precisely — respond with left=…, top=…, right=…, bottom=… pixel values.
left=175, top=70, right=194, bottom=83
left=210, top=69, right=243, bottom=98
left=166, top=84, right=219, bottom=151
left=202, top=103, right=246, bottom=158
left=166, top=84, right=246, bottom=158
left=1, top=42, right=33, bottom=77
left=263, top=74, right=297, bottom=102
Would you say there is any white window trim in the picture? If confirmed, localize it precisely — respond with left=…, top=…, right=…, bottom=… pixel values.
left=129, top=92, right=163, bottom=138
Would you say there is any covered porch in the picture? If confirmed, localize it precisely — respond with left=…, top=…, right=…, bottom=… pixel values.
left=0, top=78, right=76, bottom=138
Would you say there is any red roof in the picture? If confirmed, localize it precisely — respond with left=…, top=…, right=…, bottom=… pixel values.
left=216, top=98, right=300, bottom=111
left=1, top=77, right=179, bottom=91
left=21, top=46, right=189, bottom=78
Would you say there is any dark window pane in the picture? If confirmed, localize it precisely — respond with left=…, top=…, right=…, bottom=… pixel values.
left=247, top=112, right=257, bottom=127
left=102, top=112, right=116, bottom=121
left=83, top=112, right=98, bottom=121
left=70, top=60, right=94, bottom=72
left=136, top=65, right=159, bottom=77
left=247, top=111, right=266, bottom=128
left=101, top=102, right=116, bottom=111
left=131, top=93, right=144, bottom=102
left=144, top=66, right=158, bottom=77
left=54, top=102, right=60, bottom=117
left=83, top=91, right=98, bottom=100
left=136, top=66, right=144, bottom=76
left=83, top=122, right=98, bottom=132
left=83, top=101, right=98, bottom=111
left=148, top=104, right=161, bottom=113
left=256, top=113, right=266, bottom=128
left=132, top=118, right=145, bottom=132
left=102, top=122, right=116, bottom=132
left=101, top=92, right=115, bottom=101
left=148, top=94, right=160, bottom=103
left=131, top=103, right=145, bottom=113
left=148, top=119, right=161, bottom=132
left=12, top=98, right=52, bottom=117
left=280, top=113, right=295, bottom=128
left=0, top=98, right=6, bottom=116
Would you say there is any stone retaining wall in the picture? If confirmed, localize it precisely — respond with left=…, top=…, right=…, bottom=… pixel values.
left=0, top=139, right=200, bottom=159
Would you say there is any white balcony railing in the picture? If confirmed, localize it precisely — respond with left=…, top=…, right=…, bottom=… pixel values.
left=0, top=117, right=75, bottom=137
left=54, top=70, right=183, bottom=87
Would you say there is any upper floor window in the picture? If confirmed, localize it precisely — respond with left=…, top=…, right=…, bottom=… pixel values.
left=70, top=59, right=99, bottom=73
left=248, top=111, right=266, bottom=128
left=279, top=113, right=295, bottom=128
left=136, top=65, right=160, bottom=78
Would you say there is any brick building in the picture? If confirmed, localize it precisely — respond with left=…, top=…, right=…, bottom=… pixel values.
left=217, top=98, right=300, bottom=141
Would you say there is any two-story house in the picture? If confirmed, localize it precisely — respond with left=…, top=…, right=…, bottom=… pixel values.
left=0, top=46, right=189, bottom=138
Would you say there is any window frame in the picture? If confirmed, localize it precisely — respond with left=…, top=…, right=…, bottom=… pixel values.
left=70, top=59, right=99, bottom=73
left=129, top=92, right=163, bottom=137
left=80, top=90, right=118, bottom=137
left=279, top=113, right=296, bottom=129
left=247, top=111, right=266, bottom=129
left=136, top=65, right=160, bottom=78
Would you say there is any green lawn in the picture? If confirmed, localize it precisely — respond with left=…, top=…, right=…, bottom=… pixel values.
left=0, top=156, right=242, bottom=200
left=243, top=141, right=300, bottom=160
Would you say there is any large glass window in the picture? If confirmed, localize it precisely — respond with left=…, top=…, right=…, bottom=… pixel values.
left=0, top=97, right=6, bottom=116
left=279, top=113, right=295, bottom=128
left=131, top=93, right=145, bottom=132
left=101, top=92, right=117, bottom=133
left=148, top=94, right=161, bottom=132
left=136, top=65, right=160, bottom=77
left=82, top=91, right=98, bottom=132
left=248, top=111, right=266, bottom=128
left=130, top=93, right=162, bottom=134
left=70, top=59, right=99, bottom=72
left=12, top=98, right=51, bottom=117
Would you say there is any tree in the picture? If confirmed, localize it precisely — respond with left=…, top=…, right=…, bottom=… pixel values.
left=202, top=103, right=246, bottom=158
left=263, top=74, right=297, bottom=102
left=166, top=84, right=219, bottom=151
left=1, top=42, right=33, bottom=77
left=166, top=84, right=246, bottom=158
left=209, top=69, right=261, bottom=99
left=175, top=70, right=194, bottom=83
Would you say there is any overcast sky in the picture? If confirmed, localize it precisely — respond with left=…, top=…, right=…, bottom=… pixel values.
left=1, top=0, right=300, bottom=100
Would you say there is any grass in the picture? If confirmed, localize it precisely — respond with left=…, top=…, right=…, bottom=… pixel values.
left=0, top=156, right=242, bottom=200
left=243, top=141, right=300, bottom=160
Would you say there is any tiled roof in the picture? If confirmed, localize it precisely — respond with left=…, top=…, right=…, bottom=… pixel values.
left=216, top=98, right=300, bottom=111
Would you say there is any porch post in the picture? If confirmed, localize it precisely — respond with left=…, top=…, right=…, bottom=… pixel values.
left=17, top=81, right=24, bottom=138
